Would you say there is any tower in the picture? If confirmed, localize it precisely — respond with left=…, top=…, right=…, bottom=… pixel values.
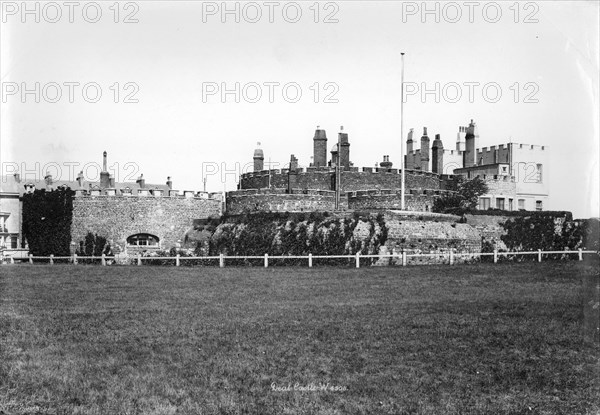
left=420, top=127, right=430, bottom=171
left=464, top=119, right=478, bottom=168
left=312, top=127, right=328, bottom=167
left=253, top=143, right=264, bottom=172
left=431, top=134, right=444, bottom=174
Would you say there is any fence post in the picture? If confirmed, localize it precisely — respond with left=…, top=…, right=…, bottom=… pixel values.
left=29, top=254, right=33, bottom=264
left=308, top=253, right=312, bottom=268
left=49, top=254, right=54, bottom=265
left=264, top=253, right=268, bottom=268
left=355, top=252, right=360, bottom=268
left=402, top=251, right=407, bottom=267
left=449, top=249, right=454, bottom=265
left=73, top=253, right=78, bottom=265
left=538, top=249, right=542, bottom=262
left=10, top=256, right=14, bottom=264
left=137, top=253, right=141, bottom=266
left=493, top=249, right=498, bottom=263
left=101, top=254, right=106, bottom=266
left=219, top=253, right=224, bottom=268
left=578, top=248, right=583, bottom=261
left=176, top=254, right=180, bottom=267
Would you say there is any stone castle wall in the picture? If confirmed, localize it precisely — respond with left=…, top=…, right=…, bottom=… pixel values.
left=239, top=168, right=442, bottom=192
left=381, top=212, right=482, bottom=265
left=225, top=187, right=448, bottom=215
left=347, top=189, right=454, bottom=212
left=71, top=195, right=222, bottom=250
left=226, top=189, right=345, bottom=215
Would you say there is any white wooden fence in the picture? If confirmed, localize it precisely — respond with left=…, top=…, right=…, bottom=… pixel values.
left=1, top=249, right=596, bottom=267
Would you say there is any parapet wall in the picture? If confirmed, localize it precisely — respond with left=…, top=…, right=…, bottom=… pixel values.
left=239, top=168, right=441, bottom=192
left=226, top=187, right=452, bottom=214
left=71, top=196, right=222, bottom=250
left=226, top=189, right=341, bottom=215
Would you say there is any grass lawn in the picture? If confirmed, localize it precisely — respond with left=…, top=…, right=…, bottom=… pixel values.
left=0, top=261, right=598, bottom=415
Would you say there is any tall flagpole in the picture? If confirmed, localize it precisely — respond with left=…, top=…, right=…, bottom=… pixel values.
left=400, top=52, right=406, bottom=210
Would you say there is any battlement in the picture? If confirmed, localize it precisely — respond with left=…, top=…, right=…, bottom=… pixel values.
left=72, top=188, right=222, bottom=200
left=240, top=167, right=440, bottom=181
left=442, top=149, right=462, bottom=155
left=228, top=188, right=334, bottom=197
left=477, top=143, right=546, bottom=153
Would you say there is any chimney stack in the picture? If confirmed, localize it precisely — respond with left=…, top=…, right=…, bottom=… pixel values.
left=464, top=119, right=478, bottom=168
left=76, top=171, right=84, bottom=188
left=100, top=151, right=110, bottom=189
left=312, top=127, right=328, bottom=167
left=379, top=155, right=393, bottom=169
left=420, top=127, right=430, bottom=171
left=432, top=134, right=444, bottom=174
left=44, top=172, right=53, bottom=189
left=456, top=125, right=466, bottom=152
left=287, top=155, right=298, bottom=193
left=136, top=174, right=145, bottom=189
left=253, top=143, right=264, bottom=172
left=339, top=126, right=350, bottom=169
left=405, top=128, right=415, bottom=170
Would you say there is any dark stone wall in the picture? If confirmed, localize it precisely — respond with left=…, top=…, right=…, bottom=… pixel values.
left=348, top=190, right=447, bottom=212
left=72, top=195, right=222, bottom=251
left=239, top=168, right=441, bottom=193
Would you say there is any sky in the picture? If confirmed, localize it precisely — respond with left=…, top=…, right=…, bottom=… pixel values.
left=1, top=1, right=598, bottom=218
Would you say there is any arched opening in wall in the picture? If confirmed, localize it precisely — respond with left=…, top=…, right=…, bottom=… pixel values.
left=127, top=233, right=160, bottom=247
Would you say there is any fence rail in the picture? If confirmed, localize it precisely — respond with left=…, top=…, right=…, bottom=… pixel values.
left=1, top=249, right=597, bottom=267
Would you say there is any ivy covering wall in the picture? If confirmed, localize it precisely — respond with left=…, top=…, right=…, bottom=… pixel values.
left=499, top=212, right=594, bottom=256
left=203, top=212, right=388, bottom=265
left=22, top=188, right=74, bottom=256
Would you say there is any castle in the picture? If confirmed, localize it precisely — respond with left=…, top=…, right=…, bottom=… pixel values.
left=227, top=119, right=548, bottom=215
left=0, top=119, right=548, bottom=253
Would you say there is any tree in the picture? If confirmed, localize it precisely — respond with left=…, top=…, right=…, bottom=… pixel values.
left=433, top=176, right=488, bottom=214
left=22, top=187, right=74, bottom=255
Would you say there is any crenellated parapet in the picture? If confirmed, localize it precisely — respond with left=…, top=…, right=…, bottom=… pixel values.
left=239, top=167, right=441, bottom=194
left=73, top=188, right=223, bottom=200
